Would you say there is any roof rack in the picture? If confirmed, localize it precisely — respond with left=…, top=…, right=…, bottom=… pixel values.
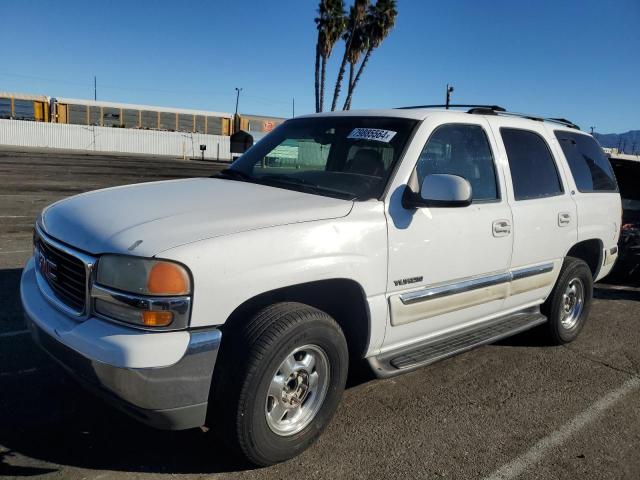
left=396, top=104, right=580, bottom=130
left=495, top=112, right=581, bottom=130
left=397, top=104, right=506, bottom=112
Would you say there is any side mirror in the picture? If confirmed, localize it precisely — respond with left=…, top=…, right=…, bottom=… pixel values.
left=404, top=174, right=472, bottom=208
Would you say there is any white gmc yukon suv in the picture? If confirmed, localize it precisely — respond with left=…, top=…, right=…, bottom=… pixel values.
left=21, top=105, right=621, bottom=465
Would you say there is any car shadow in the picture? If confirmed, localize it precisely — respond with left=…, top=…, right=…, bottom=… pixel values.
left=593, top=285, right=640, bottom=302
left=0, top=266, right=377, bottom=476
left=0, top=451, right=56, bottom=477
left=0, top=362, right=260, bottom=475
left=0, top=268, right=24, bottom=331
left=493, top=325, right=551, bottom=348
left=0, top=356, right=375, bottom=477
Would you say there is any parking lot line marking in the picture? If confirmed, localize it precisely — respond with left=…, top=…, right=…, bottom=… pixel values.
left=0, top=250, right=30, bottom=254
left=0, top=215, right=31, bottom=218
left=484, top=376, right=640, bottom=480
left=0, top=329, right=29, bottom=338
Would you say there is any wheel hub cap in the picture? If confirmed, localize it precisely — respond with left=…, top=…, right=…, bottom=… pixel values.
left=265, top=344, right=330, bottom=436
left=560, top=277, right=584, bottom=330
left=282, top=370, right=310, bottom=407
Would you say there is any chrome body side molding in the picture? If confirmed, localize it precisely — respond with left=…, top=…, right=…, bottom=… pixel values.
left=398, top=262, right=555, bottom=306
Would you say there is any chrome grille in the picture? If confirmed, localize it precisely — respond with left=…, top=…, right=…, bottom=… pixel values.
left=35, top=228, right=90, bottom=314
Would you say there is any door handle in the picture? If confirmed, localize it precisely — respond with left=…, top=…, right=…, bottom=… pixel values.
left=558, top=212, right=571, bottom=226
left=493, top=219, right=511, bottom=237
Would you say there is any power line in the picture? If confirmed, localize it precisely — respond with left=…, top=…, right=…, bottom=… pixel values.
left=0, top=71, right=291, bottom=105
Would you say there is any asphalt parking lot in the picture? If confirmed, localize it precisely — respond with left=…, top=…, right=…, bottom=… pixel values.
left=0, top=150, right=638, bottom=479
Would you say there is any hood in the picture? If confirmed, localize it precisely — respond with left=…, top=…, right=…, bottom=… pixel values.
left=41, top=178, right=353, bottom=256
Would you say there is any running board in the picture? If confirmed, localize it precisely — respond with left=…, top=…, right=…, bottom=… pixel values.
left=368, top=309, right=547, bottom=378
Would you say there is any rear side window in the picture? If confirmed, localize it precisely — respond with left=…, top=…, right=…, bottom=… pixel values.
left=416, top=124, right=499, bottom=201
left=554, top=131, right=618, bottom=192
left=501, top=128, right=563, bottom=200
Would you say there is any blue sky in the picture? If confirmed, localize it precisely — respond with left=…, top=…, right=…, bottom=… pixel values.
left=1, top=0, right=638, bottom=133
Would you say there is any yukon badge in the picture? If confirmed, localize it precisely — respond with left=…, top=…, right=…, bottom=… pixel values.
left=393, top=276, right=423, bottom=287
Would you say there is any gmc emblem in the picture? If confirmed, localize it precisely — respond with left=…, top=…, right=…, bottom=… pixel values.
left=37, top=249, right=58, bottom=282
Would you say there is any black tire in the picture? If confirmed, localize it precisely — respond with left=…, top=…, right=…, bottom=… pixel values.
left=541, top=257, right=593, bottom=344
left=209, top=302, right=348, bottom=466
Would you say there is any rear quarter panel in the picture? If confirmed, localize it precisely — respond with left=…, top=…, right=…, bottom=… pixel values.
left=545, top=126, right=622, bottom=280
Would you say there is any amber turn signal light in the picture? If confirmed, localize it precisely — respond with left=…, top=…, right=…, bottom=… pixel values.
left=141, top=310, right=174, bottom=327
left=147, top=261, right=190, bottom=295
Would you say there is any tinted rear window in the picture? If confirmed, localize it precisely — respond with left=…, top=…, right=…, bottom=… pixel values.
left=554, top=131, right=618, bottom=192
left=501, top=128, right=563, bottom=200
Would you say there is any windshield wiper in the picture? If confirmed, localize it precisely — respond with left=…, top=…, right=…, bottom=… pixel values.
left=213, top=168, right=254, bottom=181
left=259, top=175, right=356, bottom=200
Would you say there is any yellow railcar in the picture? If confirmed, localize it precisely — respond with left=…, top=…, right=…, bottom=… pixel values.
left=52, top=97, right=233, bottom=136
left=0, top=92, right=50, bottom=122
left=235, top=113, right=285, bottom=135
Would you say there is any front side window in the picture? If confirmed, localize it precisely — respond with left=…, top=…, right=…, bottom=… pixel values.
left=227, top=117, right=417, bottom=200
left=554, top=131, right=617, bottom=192
left=416, top=124, right=499, bottom=201
left=501, top=128, right=563, bottom=200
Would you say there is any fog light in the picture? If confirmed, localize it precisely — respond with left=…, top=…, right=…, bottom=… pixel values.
left=95, top=298, right=174, bottom=328
left=141, top=310, right=173, bottom=327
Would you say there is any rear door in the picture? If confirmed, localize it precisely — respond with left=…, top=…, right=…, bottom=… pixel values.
left=551, top=128, right=621, bottom=279
left=489, top=119, right=577, bottom=310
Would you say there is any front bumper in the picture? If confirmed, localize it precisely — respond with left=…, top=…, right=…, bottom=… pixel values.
left=21, top=258, right=222, bottom=430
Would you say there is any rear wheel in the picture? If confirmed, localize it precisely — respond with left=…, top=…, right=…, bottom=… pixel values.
left=209, top=302, right=348, bottom=466
left=541, top=257, right=593, bottom=344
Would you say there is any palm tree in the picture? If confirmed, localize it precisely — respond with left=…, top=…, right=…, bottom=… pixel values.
left=343, top=12, right=369, bottom=111
left=315, top=0, right=345, bottom=112
left=343, top=0, right=397, bottom=110
left=330, top=0, right=368, bottom=111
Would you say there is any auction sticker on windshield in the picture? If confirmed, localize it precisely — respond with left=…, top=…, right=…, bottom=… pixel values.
left=348, top=128, right=397, bottom=143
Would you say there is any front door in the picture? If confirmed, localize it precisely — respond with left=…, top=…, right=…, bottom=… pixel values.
left=384, top=118, right=513, bottom=350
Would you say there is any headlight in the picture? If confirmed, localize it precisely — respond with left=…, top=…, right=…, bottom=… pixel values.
left=96, top=255, right=191, bottom=296
left=92, top=255, right=192, bottom=329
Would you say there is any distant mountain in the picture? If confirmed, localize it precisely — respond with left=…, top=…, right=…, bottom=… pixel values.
left=594, top=130, right=640, bottom=155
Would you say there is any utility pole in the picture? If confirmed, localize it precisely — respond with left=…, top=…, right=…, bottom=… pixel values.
left=292, top=98, right=295, bottom=118
left=445, top=84, right=454, bottom=109
left=234, top=87, right=242, bottom=116
left=94, top=76, right=97, bottom=101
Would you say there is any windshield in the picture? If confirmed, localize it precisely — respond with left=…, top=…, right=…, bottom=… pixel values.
left=224, top=116, right=418, bottom=200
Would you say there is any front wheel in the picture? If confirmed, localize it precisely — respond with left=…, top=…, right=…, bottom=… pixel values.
left=209, top=302, right=348, bottom=466
left=541, top=257, right=593, bottom=344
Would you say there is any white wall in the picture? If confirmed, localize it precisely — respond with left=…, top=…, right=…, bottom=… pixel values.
left=0, top=119, right=231, bottom=161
